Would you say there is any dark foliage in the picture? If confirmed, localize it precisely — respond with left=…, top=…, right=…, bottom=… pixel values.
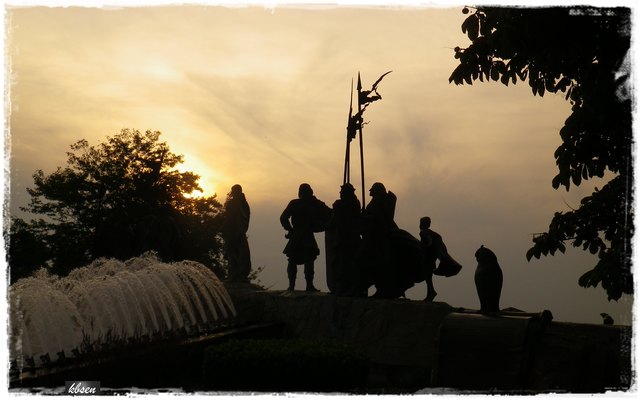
left=202, top=338, right=368, bottom=392
left=449, top=6, right=632, bottom=300
left=8, top=129, right=225, bottom=280
left=7, top=218, right=50, bottom=282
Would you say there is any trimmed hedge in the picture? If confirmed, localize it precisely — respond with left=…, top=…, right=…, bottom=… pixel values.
left=202, top=338, right=368, bottom=392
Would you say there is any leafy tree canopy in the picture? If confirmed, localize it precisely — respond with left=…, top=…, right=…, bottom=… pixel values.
left=10, top=129, right=225, bottom=280
left=449, top=6, right=632, bottom=300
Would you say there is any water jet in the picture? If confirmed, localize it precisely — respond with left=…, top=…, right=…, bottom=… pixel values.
left=9, top=253, right=236, bottom=377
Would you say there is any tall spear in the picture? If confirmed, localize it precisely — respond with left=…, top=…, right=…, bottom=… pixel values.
left=357, top=72, right=366, bottom=210
left=343, top=79, right=354, bottom=185
left=356, top=70, right=392, bottom=210
left=343, top=70, right=391, bottom=209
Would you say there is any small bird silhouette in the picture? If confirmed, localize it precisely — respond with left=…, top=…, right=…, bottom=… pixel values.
left=600, top=313, right=614, bottom=325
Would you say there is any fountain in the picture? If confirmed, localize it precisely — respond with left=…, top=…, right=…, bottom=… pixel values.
left=9, top=253, right=237, bottom=373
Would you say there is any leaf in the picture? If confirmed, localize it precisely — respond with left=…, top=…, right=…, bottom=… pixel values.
left=571, top=171, right=581, bottom=186
left=581, top=165, right=589, bottom=179
left=516, top=67, right=528, bottom=80
left=537, top=80, right=545, bottom=97
left=448, top=7, right=634, bottom=302
left=526, top=248, right=534, bottom=261
left=555, top=76, right=570, bottom=92
left=545, top=77, right=556, bottom=93
left=448, top=64, right=467, bottom=84
left=491, top=65, right=500, bottom=81
left=462, top=15, right=479, bottom=40
left=578, top=269, right=596, bottom=288
left=461, top=15, right=472, bottom=34
left=558, top=242, right=566, bottom=253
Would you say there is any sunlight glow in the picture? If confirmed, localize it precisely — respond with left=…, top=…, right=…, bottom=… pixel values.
left=144, top=62, right=182, bottom=81
left=176, top=153, right=221, bottom=198
left=182, top=190, right=205, bottom=199
left=8, top=6, right=631, bottom=325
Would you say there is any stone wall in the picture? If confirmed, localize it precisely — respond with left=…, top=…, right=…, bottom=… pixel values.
left=226, top=285, right=454, bottom=390
left=225, top=284, right=632, bottom=393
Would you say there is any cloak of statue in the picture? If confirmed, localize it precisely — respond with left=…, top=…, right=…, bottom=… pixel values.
left=222, top=185, right=252, bottom=282
left=357, top=183, right=424, bottom=298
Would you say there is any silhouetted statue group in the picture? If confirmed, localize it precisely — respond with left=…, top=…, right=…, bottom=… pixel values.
left=222, top=182, right=504, bottom=311
left=280, top=182, right=464, bottom=301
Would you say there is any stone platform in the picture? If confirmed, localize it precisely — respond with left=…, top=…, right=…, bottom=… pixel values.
left=224, top=283, right=632, bottom=393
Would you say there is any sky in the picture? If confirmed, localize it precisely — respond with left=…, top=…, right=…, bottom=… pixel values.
left=3, top=1, right=636, bottom=326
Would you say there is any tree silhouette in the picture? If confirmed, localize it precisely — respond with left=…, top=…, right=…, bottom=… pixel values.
left=10, top=129, right=225, bottom=279
left=7, top=218, right=50, bottom=283
left=449, top=6, right=632, bottom=300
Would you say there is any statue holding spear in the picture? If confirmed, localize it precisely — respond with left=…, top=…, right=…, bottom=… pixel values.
left=343, top=70, right=392, bottom=209
left=328, top=71, right=391, bottom=294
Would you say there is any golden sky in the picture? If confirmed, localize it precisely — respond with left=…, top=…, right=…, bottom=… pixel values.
left=5, top=3, right=634, bottom=324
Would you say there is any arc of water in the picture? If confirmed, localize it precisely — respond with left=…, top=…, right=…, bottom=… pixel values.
left=209, top=275, right=237, bottom=317
left=83, top=279, right=121, bottom=340
left=185, top=260, right=237, bottom=316
left=144, top=269, right=179, bottom=332
left=11, top=280, right=83, bottom=366
left=118, top=270, right=160, bottom=335
left=198, top=272, right=229, bottom=320
left=10, top=254, right=238, bottom=366
left=111, top=274, right=144, bottom=338
left=16, top=285, right=48, bottom=359
left=9, top=292, right=31, bottom=363
left=188, top=262, right=237, bottom=319
left=174, top=268, right=210, bottom=327
left=47, top=291, right=84, bottom=354
left=154, top=266, right=189, bottom=331
left=67, top=283, right=107, bottom=340
left=114, top=272, right=149, bottom=337
left=180, top=265, right=220, bottom=322
left=154, top=266, right=198, bottom=328
left=152, top=265, right=195, bottom=330
left=98, top=280, right=137, bottom=342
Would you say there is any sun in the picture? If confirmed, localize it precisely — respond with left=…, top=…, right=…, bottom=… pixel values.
left=182, top=190, right=207, bottom=200
left=176, top=154, right=221, bottom=199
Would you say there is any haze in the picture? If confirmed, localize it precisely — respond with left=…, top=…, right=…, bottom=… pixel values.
left=5, top=4, right=633, bottom=325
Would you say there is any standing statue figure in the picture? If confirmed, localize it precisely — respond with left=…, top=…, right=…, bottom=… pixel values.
left=326, top=183, right=362, bottom=296
left=474, top=245, right=503, bottom=312
left=419, top=216, right=440, bottom=302
left=221, top=184, right=252, bottom=283
left=419, top=216, right=463, bottom=301
left=357, top=182, right=401, bottom=298
left=280, top=183, right=332, bottom=292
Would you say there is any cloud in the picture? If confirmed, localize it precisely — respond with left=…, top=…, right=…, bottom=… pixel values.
left=5, top=5, right=632, bottom=325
